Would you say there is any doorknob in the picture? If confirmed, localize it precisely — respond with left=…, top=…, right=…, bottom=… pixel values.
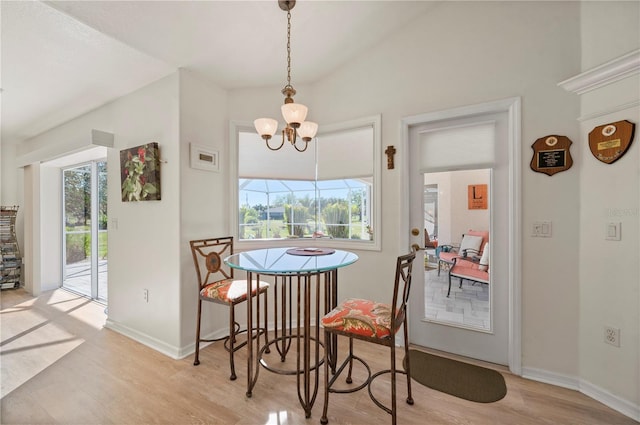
left=411, top=228, right=423, bottom=252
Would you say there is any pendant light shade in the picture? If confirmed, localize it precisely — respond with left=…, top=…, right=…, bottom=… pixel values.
left=254, top=118, right=278, bottom=139
left=298, top=121, right=318, bottom=141
left=281, top=103, right=308, bottom=126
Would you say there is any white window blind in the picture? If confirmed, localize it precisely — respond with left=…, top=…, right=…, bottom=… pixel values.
left=419, top=121, right=495, bottom=172
left=317, top=126, right=374, bottom=180
left=238, top=132, right=315, bottom=180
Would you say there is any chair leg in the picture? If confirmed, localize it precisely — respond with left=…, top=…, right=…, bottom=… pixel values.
left=447, top=273, right=452, bottom=297
left=320, top=330, right=330, bottom=425
left=437, top=260, right=441, bottom=276
left=228, top=304, right=237, bottom=381
left=193, top=298, right=203, bottom=366
left=390, top=344, right=397, bottom=425
left=403, top=321, right=414, bottom=405
left=346, top=337, right=354, bottom=384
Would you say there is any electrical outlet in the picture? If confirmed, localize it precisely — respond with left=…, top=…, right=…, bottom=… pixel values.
left=143, top=289, right=149, bottom=303
left=604, top=326, right=620, bottom=347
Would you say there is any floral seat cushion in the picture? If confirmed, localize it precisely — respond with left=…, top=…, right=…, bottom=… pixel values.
left=321, top=298, right=394, bottom=339
left=201, top=279, right=268, bottom=303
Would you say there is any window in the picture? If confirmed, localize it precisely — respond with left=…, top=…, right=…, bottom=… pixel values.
left=231, top=115, right=381, bottom=250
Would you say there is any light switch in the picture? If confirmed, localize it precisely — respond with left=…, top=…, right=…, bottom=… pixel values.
left=541, top=222, right=550, bottom=236
left=606, top=222, right=621, bottom=241
left=532, top=221, right=552, bottom=237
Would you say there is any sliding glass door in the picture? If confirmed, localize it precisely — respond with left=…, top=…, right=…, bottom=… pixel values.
left=62, top=161, right=108, bottom=302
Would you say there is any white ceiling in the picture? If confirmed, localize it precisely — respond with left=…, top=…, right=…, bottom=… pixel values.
left=1, top=0, right=435, bottom=145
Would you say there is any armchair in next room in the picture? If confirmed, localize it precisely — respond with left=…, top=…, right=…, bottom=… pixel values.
left=436, top=230, right=488, bottom=276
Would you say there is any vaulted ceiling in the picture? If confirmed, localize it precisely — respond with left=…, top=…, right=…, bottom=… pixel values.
left=1, top=1, right=435, bottom=145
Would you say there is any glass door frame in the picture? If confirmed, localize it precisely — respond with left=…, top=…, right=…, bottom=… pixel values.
left=61, top=159, right=107, bottom=302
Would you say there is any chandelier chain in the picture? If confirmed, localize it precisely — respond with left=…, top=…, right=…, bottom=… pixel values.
left=286, top=10, right=291, bottom=86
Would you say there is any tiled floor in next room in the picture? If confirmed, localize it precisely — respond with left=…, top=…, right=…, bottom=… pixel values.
left=424, top=262, right=490, bottom=330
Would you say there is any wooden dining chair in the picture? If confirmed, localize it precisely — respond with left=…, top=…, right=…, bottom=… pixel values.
left=320, top=251, right=416, bottom=425
left=190, top=236, right=269, bottom=380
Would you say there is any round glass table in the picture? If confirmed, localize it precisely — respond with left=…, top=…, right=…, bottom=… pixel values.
left=225, top=247, right=358, bottom=418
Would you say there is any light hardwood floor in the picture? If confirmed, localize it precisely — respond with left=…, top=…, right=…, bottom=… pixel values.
left=1, top=288, right=636, bottom=425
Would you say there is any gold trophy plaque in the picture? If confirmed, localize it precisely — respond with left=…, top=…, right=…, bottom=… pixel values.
left=588, top=120, right=635, bottom=164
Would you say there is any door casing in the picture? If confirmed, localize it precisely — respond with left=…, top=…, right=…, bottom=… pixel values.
left=400, top=97, right=522, bottom=374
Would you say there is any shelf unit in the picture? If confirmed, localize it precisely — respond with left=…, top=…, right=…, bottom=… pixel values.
left=1, top=206, right=21, bottom=290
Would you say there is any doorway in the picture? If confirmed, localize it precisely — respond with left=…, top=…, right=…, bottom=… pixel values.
left=402, top=98, right=521, bottom=372
left=62, top=160, right=108, bottom=302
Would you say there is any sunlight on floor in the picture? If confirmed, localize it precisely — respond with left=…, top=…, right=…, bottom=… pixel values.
left=265, top=410, right=288, bottom=425
left=0, top=289, right=106, bottom=398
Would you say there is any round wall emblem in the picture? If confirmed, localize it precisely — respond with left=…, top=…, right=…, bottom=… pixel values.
left=589, top=120, right=635, bottom=164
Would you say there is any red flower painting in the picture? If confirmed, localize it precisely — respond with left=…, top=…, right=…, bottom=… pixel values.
left=120, top=142, right=161, bottom=202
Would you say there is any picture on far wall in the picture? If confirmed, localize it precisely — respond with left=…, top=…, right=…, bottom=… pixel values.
left=120, top=142, right=161, bottom=202
left=468, top=184, right=488, bottom=210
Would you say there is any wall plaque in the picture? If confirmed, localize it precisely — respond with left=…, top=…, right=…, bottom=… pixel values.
left=530, top=135, right=573, bottom=176
left=588, top=120, right=635, bottom=164
left=468, top=184, right=488, bottom=210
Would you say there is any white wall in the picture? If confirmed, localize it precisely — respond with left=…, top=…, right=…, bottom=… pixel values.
left=39, top=165, right=61, bottom=292
left=305, top=1, right=583, bottom=376
left=577, top=1, right=640, bottom=415
left=104, top=74, right=182, bottom=355
left=178, top=69, right=230, bottom=352
left=1, top=144, right=19, bottom=204
left=17, top=74, right=184, bottom=355
left=1, top=143, right=25, bottom=270
left=21, top=164, right=38, bottom=294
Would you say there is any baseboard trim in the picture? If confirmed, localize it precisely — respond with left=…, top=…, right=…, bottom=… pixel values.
left=105, top=319, right=182, bottom=360
left=522, top=366, right=639, bottom=421
left=106, top=317, right=312, bottom=360
left=177, top=328, right=229, bottom=360
left=580, top=380, right=640, bottom=422
left=521, top=366, right=580, bottom=390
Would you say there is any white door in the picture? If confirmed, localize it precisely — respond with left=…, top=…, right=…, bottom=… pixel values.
left=403, top=99, right=521, bottom=369
left=62, top=160, right=108, bottom=302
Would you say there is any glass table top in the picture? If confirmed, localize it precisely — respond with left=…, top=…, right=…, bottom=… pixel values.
left=225, top=247, right=359, bottom=274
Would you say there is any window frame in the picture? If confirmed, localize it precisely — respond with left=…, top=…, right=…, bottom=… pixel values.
left=230, top=115, right=382, bottom=251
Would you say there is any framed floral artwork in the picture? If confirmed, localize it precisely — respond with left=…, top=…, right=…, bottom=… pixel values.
left=120, top=142, right=161, bottom=202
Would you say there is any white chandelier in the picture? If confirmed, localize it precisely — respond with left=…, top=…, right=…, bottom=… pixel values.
left=254, top=0, right=318, bottom=152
